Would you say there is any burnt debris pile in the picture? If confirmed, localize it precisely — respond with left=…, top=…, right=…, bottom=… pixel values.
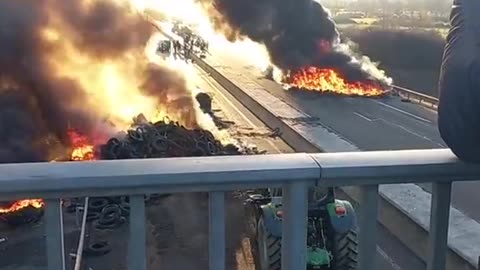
left=98, top=113, right=256, bottom=159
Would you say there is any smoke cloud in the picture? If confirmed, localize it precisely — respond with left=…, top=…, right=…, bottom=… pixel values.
left=0, top=0, right=195, bottom=163
left=195, top=0, right=391, bottom=85
left=141, top=64, right=198, bottom=126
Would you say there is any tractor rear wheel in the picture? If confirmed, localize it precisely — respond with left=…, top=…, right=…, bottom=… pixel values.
left=333, top=229, right=359, bottom=270
left=256, top=216, right=281, bottom=270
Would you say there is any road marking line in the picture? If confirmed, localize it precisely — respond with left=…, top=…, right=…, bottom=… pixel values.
left=197, top=69, right=256, bottom=128
left=354, top=112, right=373, bottom=122
left=385, top=121, right=445, bottom=147
left=377, top=246, right=403, bottom=270
left=374, top=101, right=432, bottom=123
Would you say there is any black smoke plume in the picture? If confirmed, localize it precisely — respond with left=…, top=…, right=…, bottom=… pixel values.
left=141, top=64, right=198, bottom=126
left=196, top=0, right=390, bottom=85
left=0, top=0, right=194, bottom=163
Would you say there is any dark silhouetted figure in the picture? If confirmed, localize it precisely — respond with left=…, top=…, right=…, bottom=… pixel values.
left=438, top=0, right=480, bottom=163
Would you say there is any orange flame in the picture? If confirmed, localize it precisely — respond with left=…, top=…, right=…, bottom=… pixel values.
left=285, top=67, right=386, bottom=97
left=0, top=130, right=96, bottom=216
left=0, top=199, right=45, bottom=214
left=68, top=129, right=96, bottom=161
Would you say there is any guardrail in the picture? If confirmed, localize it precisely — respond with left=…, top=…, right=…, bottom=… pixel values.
left=392, top=85, right=438, bottom=110
left=1, top=149, right=480, bottom=270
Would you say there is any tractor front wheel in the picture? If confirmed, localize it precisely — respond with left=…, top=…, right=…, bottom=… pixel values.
left=256, top=216, right=281, bottom=270
left=333, top=229, right=359, bottom=270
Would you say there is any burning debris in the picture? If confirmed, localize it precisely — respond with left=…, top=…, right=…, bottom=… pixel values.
left=0, top=0, right=198, bottom=165
left=0, top=129, right=95, bottom=223
left=0, top=0, right=270, bottom=225
left=285, top=67, right=386, bottom=97
left=0, top=0, right=205, bottom=219
left=0, top=200, right=44, bottom=215
left=99, top=114, right=247, bottom=159
left=69, top=129, right=96, bottom=161
left=195, top=0, right=392, bottom=96
left=0, top=200, right=45, bottom=226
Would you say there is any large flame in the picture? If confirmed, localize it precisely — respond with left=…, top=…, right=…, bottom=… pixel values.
left=0, top=200, right=45, bottom=214
left=0, top=131, right=96, bottom=215
left=284, top=67, right=387, bottom=97
left=68, top=129, right=96, bottom=161
left=38, top=0, right=197, bottom=134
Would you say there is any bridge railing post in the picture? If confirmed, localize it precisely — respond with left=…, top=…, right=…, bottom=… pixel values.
left=281, top=180, right=309, bottom=270
left=45, top=198, right=66, bottom=270
left=427, top=182, right=452, bottom=270
left=209, top=191, right=226, bottom=270
left=128, top=195, right=146, bottom=270
left=358, top=185, right=379, bottom=270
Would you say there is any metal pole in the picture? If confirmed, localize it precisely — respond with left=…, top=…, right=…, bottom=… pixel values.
left=427, top=182, right=452, bottom=270
left=209, top=191, right=226, bottom=270
left=74, top=197, right=89, bottom=270
left=358, top=185, right=379, bottom=270
left=45, top=198, right=66, bottom=270
left=281, top=181, right=308, bottom=270
left=128, top=195, right=146, bottom=270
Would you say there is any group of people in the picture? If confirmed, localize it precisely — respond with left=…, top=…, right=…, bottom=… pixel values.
left=170, top=34, right=208, bottom=62
left=157, top=36, right=207, bottom=62
left=181, top=32, right=209, bottom=55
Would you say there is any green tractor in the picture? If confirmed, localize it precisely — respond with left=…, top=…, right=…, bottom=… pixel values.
left=244, top=187, right=358, bottom=270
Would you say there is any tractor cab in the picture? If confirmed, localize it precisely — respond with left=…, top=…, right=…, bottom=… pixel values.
left=244, top=186, right=358, bottom=270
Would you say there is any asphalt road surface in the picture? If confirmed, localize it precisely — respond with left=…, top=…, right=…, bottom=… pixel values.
left=203, top=48, right=480, bottom=225
left=195, top=64, right=425, bottom=270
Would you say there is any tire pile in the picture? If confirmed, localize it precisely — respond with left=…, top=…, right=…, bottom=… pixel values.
left=0, top=207, right=43, bottom=226
left=71, top=114, right=265, bottom=258
left=67, top=195, right=167, bottom=257
left=98, top=113, right=255, bottom=159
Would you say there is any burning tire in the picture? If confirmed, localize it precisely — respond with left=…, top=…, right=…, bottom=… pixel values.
left=0, top=207, right=44, bottom=226
left=256, top=216, right=281, bottom=270
left=333, top=230, right=358, bottom=270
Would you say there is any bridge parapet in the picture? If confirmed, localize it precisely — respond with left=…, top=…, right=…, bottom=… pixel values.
left=0, top=149, right=479, bottom=270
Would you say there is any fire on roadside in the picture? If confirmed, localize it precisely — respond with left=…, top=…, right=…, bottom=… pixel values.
left=0, top=200, right=45, bottom=214
left=68, top=129, right=96, bottom=161
left=0, top=130, right=95, bottom=215
left=284, top=67, right=387, bottom=97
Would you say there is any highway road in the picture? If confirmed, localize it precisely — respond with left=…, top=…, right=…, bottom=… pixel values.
left=202, top=48, right=480, bottom=226
left=193, top=63, right=424, bottom=270
left=0, top=44, right=422, bottom=270
left=153, top=28, right=427, bottom=269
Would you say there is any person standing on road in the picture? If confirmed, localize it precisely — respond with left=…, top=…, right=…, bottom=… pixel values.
left=438, top=0, right=480, bottom=163
left=173, top=39, right=178, bottom=56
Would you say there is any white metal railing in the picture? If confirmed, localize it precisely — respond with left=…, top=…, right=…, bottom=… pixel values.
left=1, top=149, right=480, bottom=270
left=73, top=197, right=89, bottom=270
left=392, top=85, right=438, bottom=109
